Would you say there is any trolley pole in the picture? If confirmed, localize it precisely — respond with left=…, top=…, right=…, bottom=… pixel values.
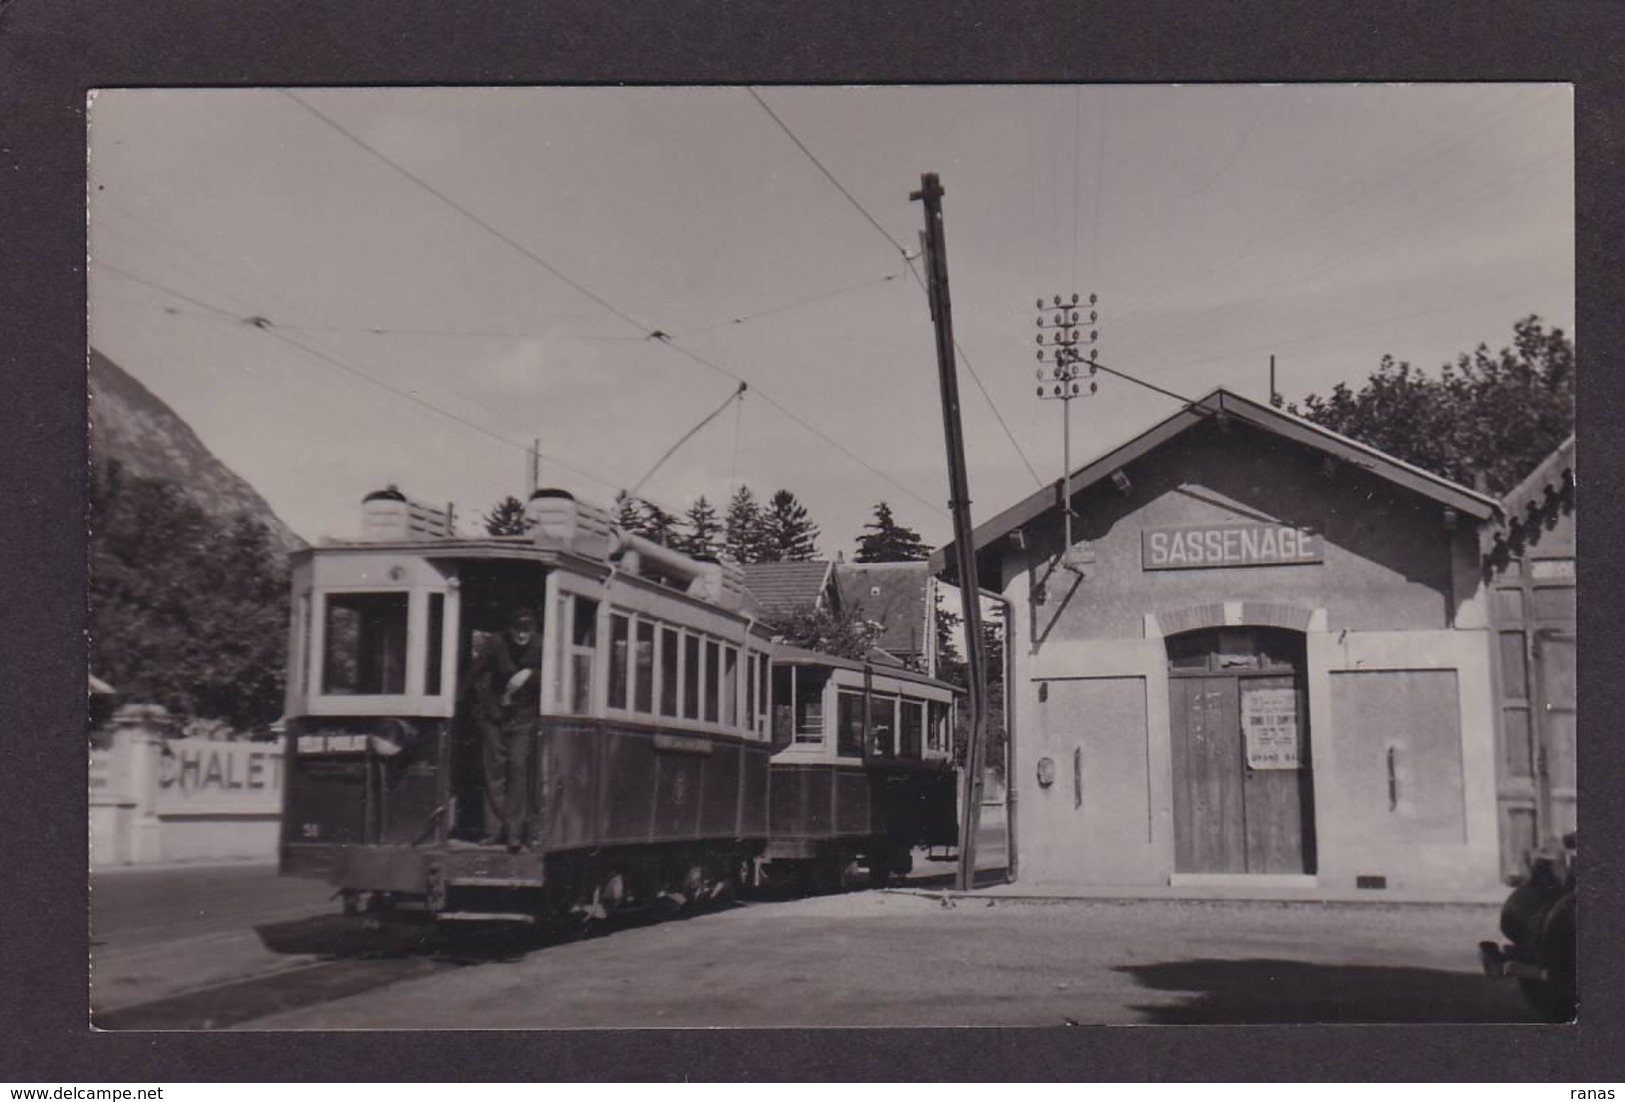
left=911, top=172, right=990, bottom=893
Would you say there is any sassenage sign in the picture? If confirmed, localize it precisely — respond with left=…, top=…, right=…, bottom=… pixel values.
left=1142, top=521, right=1323, bottom=571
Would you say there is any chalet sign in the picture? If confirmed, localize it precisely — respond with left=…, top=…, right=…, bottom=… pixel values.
left=1142, top=521, right=1323, bottom=571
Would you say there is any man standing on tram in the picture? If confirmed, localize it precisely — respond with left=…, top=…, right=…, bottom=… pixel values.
left=466, top=606, right=543, bottom=851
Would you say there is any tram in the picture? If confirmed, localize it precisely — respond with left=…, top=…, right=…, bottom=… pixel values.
left=278, top=487, right=959, bottom=927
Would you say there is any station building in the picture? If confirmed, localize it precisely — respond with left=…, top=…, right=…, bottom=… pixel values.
left=934, top=387, right=1516, bottom=899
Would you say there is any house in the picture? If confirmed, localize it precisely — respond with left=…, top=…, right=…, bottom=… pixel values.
left=1483, top=434, right=1575, bottom=876
left=931, top=386, right=1509, bottom=899
left=740, top=560, right=839, bottom=617
left=834, top=560, right=935, bottom=671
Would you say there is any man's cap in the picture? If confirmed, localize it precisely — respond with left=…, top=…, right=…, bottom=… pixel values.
left=508, top=608, right=537, bottom=629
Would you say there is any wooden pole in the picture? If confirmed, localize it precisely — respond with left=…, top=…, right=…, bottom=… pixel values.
left=911, top=172, right=989, bottom=893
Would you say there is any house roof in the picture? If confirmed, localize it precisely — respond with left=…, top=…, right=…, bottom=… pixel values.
left=835, top=561, right=931, bottom=657
left=740, top=560, right=836, bottom=615
left=1502, top=433, right=1575, bottom=527
left=930, top=386, right=1503, bottom=578
left=1490, top=433, right=1575, bottom=561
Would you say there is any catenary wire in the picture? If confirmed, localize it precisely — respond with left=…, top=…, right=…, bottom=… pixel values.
left=94, top=261, right=632, bottom=495
left=284, top=88, right=944, bottom=517
left=747, top=86, right=1046, bottom=489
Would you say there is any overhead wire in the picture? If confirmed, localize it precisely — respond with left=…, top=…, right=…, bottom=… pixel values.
left=746, top=85, right=1046, bottom=490
left=673, top=264, right=909, bottom=339
left=94, top=260, right=632, bottom=495
left=745, top=88, right=911, bottom=257
left=285, top=88, right=947, bottom=518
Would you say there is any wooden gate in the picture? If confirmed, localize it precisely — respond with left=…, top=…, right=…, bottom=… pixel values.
left=1168, top=628, right=1315, bottom=875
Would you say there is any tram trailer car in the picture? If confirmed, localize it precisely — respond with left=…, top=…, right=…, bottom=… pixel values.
left=766, top=646, right=958, bottom=890
left=279, top=488, right=959, bottom=926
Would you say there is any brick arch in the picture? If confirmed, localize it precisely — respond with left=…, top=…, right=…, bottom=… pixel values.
left=1148, top=601, right=1317, bottom=638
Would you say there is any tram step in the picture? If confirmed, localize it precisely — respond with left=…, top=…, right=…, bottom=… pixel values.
left=435, top=911, right=537, bottom=924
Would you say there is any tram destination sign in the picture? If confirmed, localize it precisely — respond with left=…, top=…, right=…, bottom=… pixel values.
left=1142, top=521, right=1323, bottom=571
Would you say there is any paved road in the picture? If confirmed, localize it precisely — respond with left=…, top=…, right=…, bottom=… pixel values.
left=91, top=856, right=1532, bottom=1029
left=237, top=891, right=1527, bottom=1029
left=92, top=861, right=336, bottom=1019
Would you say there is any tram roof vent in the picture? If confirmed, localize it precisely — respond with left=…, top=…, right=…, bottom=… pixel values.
left=527, top=489, right=616, bottom=560
left=361, top=486, right=455, bottom=541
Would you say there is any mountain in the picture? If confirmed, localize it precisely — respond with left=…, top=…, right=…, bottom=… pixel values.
left=89, top=349, right=305, bottom=555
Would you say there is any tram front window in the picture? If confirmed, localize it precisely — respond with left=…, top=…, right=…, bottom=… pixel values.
left=323, top=592, right=409, bottom=695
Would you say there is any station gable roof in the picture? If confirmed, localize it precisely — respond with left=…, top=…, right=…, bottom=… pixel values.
left=929, top=387, right=1502, bottom=578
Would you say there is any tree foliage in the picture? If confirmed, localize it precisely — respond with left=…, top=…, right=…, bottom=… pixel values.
left=723, top=486, right=766, bottom=563
left=854, top=501, right=931, bottom=563
left=758, top=488, right=820, bottom=562
left=760, top=603, right=884, bottom=662
left=88, top=461, right=290, bottom=731
left=1292, top=316, right=1574, bottom=496
left=613, top=490, right=679, bottom=546
left=676, top=495, right=723, bottom=559
left=482, top=495, right=531, bottom=536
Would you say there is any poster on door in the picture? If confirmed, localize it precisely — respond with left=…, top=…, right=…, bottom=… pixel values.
left=1241, top=686, right=1300, bottom=769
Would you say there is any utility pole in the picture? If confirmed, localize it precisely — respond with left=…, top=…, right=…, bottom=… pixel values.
left=529, top=438, right=541, bottom=493
left=912, top=172, right=989, bottom=893
left=1034, top=293, right=1100, bottom=572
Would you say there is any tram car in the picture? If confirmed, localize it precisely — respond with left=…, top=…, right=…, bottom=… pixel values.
left=278, top=487, right=959, bottom=927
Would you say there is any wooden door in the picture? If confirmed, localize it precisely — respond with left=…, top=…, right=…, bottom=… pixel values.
left=1237, top=675, right=1312, bottom=874
left=1171, top=676, right=1246, bottom=872
left=1169, top=646, right=1313, bottom=875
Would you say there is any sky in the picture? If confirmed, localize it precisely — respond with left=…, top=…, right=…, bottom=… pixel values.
left=87, top=84, right=1573, bottom=552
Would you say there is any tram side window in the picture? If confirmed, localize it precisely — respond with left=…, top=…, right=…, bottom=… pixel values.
left=660, top=626, right=680, bottom=717
left=927, top=700, right=948, bottom=753
left=746, top=653, right=758, bottom=733
left=869, top=695, right=897, bottom=757
left=297, top=593, right=312, bottom=696
left=608, top=613, right=630, bottom=709
left=323, top=592, right=408, bottom=695
left=757, top=655, right=770, bottom=739
left=900, top=698, right=924, bottom=758
left=794, top=667, right=829, bottom=746
left=424, top=593, right=445, bottom=696
left=683, top=634, right=701, bottom=720
left=771, top=666, right=794, bottom=749
left=722, top=645, right=739, bottom=727
left=837, top=691, right=866, bottom=757
left=569, top=596, right=598, bottom=714
left=704, top=640, right=721, bottom=723
left=634, top=620, right=655, bottom=713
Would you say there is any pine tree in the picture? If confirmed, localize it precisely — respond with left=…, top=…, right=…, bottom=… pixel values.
left=640, top=501, right=681, bottom=547
left=854, top=501, right=930, bottom=562
left=723, top=486, right=765, bottom=563
left=678, top=496, right=723, bottom=559
left=482, top=495, right=530, bottom=536
left=759, top=488, right=820, bottom=562
left=614, top=490, right=644, bottom=534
